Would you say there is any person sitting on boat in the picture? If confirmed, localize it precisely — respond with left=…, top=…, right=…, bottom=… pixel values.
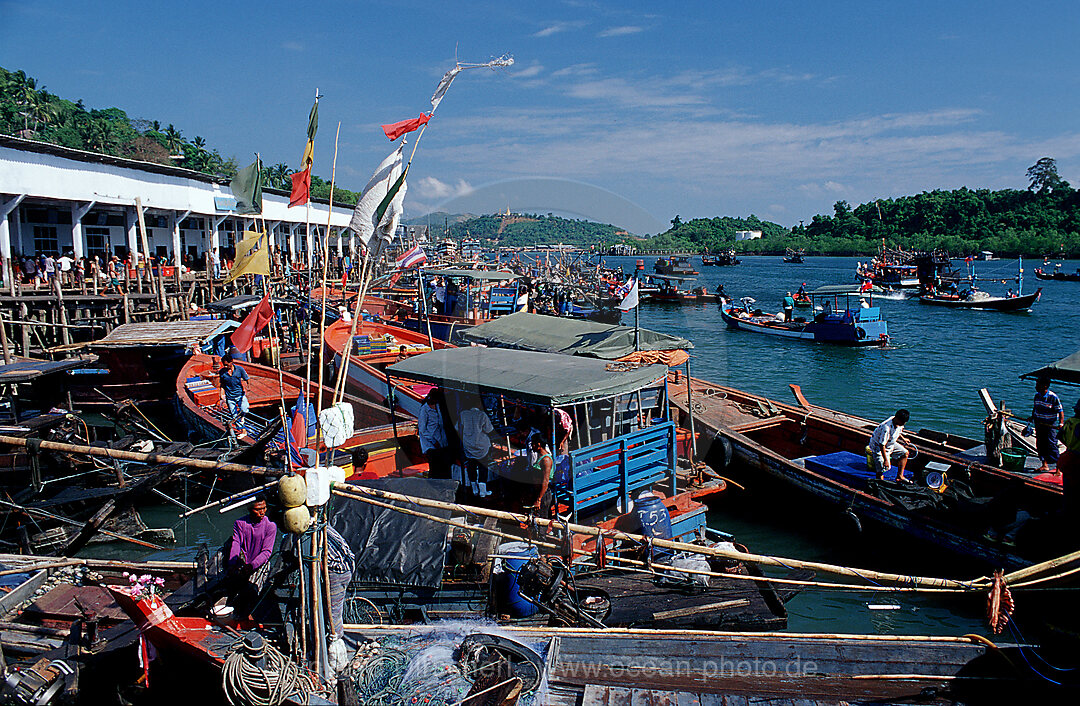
left=797, top=283, right=806, bottom=297
left=859, top=297, right=870, bottom=309
left=870, top=409, right=912, bottom=483
left=1030, top=375, right=1064, bottom=473
left=225, top=495, right=277, bottom=617
left=219, top=353, right=249, bottom=427
left=782, top=292, right=795, bottom=322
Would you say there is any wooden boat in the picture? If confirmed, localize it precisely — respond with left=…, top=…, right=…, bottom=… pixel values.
left=702, top=249, right=740, bottom=266
left=653, top=256, right=699, bottom=276
left=175, top=352, right=423, bottom=479
left=322, top=319, right=453, bottom=420
left=308, top=287, right=415, bottom=320
left=642, top=274, right=720, bottom=304
left=783, top=248, right=805, bottom=263
left=669, top=374, right=1069, bottom=569
left=793, top=289, right=813, bottom=308
left=345, top=623, right=1059, bottom=705
left=1035, top=266, right=1080, bottom=281
left=919, top=288, right=1041, bottom=311
left=720, top=291, right=889, bottom=346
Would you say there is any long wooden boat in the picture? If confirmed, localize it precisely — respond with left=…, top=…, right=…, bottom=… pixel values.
left=720, top=298, right=889, bottom=346
left=919, top=288, right=1041, bottom=311
left=654, top=256, right=698, bottom=276
left=308, top=287, right=415, bottom=319
left=345, top=623, right=1058, bottom=704
left=174, top=353, right=423, bottom=479
left=323, top=319, right=453, bottom=420
left=1035, top=266, right=1080, bottom=281
left=669, top=374, right=1068, bottom=569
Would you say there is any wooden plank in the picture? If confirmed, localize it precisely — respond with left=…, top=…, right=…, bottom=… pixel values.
left=0, top=569, right=47, bottom=616
left=583, top=684, right=633, bottom=706
left=651, top=599, right=751, bottom=621
left=675, top=693, right=701, bottom=706
left=631, top=689, right=679, bottom=705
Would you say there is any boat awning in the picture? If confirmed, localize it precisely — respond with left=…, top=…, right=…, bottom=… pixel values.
left=91, top=320, right=237, bottom=348
left=386, top=347, right=668, bottom=406
left=422, top=268, right=517, bottom=281
left=810, top=284, right=885, bottom=295
left=205, top=295, right=297, bottom=312
left=1022, top=349, right=1080, bottom=386
left=459, top=312, right=692, bottom=361
left=0, top=356, right=98, bottom=384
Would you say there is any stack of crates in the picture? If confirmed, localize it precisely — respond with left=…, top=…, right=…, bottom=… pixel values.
left=185, top=377, right=219, bottom=407
left=352, top=335, right=371, bottom=356
left=370, top=334, right=390, bottom=355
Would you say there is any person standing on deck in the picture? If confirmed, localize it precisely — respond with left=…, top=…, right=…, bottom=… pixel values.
left=870, top=409, right=911, bottom=482
left=457, top=405, right=494, bottom=496
left=432, top=276, right=447, bottom=315
left=211, top=247, right=221, bottom=280
left=1031, top=375, right=1064, bottom=472
left=782, top=292, right=795, bottom=322
left=225, top=496, right=277, bottom=617
left=219, top=353, right=250, bottom=428
left=419, top=390, right=451, bottom=479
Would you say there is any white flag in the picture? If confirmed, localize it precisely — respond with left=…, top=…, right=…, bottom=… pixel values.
left=430, top=66, right=462, bottom=112
left=348, top=144, right=404, bottom=247
left=617, top=279, right=639, bottom=311
left=377, top=169, right=407, bottom=242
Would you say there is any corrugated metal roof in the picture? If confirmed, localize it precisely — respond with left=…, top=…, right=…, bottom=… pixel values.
left=92, top=320, right=236, bottom=348
left=0, top=356, right=98, bottom=383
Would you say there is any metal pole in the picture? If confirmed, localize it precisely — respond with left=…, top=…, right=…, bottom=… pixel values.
left=417, top=271, right=434, bottom=349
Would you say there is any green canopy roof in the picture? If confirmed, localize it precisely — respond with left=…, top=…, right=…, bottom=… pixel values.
left=423, top=268, right=517, bottom=281
left=809, top=284, right=885, bottom=296
left=1022, top=349, right=1080, bottom=386
left=459, top=312, right=692, bottom=360
left=386, top=347, right=668, bottom=405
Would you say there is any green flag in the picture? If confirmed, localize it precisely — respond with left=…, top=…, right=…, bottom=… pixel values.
left=231, top=158, right=263, bottom=215
left=307, top=99, right=319, bottom=142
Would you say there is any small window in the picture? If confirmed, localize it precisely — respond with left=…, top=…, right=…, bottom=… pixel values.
left=86, top=227, right=111, bottom=259
left=33, top=225, right=58, bottom=254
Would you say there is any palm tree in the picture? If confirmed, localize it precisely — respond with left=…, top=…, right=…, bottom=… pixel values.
left=164, top=124, right=183, bottom=156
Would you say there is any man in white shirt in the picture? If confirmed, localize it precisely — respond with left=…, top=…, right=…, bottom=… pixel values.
left=870, top=409, right=911, bottom=482
left=432, top=277, right=447, bottom=315
left=456, top=405, right=494, bottom=494
left=57, top=252, right=73, bottom=285
left=43, top=254, right=56, bottom=285
left=419, top=390, right=451, bottom=478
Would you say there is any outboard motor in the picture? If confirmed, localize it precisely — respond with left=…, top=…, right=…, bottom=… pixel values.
left=516, top=557, right=610, bottom=628
left=2, top=659, right=76, bottom=706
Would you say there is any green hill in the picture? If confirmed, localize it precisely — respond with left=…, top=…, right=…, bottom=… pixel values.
left=0, top=65, right=359, bottom=205
left=445, top=213, right=627, bottom=247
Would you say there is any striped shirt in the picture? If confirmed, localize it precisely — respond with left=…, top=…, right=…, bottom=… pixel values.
left=326, top=525, right=355, bottom=576
left=1033, top=390, right=1063, bottom=426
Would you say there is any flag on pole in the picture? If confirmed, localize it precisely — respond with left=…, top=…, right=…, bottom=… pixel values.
left=375, top=165, right=408, bottom=242
left=395, top=244, right=427, bottom=269
left=230, top=158, right=263, bottom=215
left=302, top=98, right=318, bottom=168
left=430, top=66, right=463, bottom=112
left=230, top=294, right=275, bottom=354
left=348, top=144, right=406, bottom=247
left=223, top=231, right=271, bottom=284
left=382, top=113, right=431, bottom=141
left=616, top=278, right=639, bottom=311
left=289, top=168, right=311, bottom=207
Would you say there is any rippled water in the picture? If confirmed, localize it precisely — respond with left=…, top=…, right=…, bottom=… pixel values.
left=123, top=254, right=1076, bottom=636
left=609, top=254, right=1075, bottom=635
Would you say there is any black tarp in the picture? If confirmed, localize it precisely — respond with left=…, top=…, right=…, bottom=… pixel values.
left=331, top=477, right=456, bottom=589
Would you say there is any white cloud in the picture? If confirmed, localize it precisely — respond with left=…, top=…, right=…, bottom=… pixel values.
left=551, top=63, right=599, bottom=78
left=415, top=176, right=475, bottom=201
left=533, top=21, right=587, bottom=37
left=282, top=41, right=303, bottom=51
left=598, top=25, right=644, bottom=38
left=512, top=64, right=544, bottom=79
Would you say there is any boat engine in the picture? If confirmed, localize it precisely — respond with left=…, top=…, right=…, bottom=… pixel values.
left=516, top=557, right=610, bottom=628
left=2, top=659, right=76, bottom=706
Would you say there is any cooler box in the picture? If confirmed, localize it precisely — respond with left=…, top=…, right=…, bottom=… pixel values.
left=192, top=388, right=220, bottom=406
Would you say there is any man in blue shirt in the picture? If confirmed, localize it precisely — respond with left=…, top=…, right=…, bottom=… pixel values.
left=1031, top=375, right=1064, bottom=472
left=219, top=353, right=250, bottom=426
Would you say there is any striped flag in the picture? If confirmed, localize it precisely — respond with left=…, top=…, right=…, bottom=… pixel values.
left=396, top=244, right=427, bottom=270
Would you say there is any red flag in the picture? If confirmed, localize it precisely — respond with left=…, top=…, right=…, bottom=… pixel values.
left=289, top=168, right=311, bottom=207
left=230, top=295, right=274, bottom=353
left=860, top=280, right=872, bottom=292
left=381, top=113, right=430, bottom=141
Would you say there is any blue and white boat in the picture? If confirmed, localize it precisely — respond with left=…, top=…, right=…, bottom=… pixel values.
left=720, top=286, right=889, bottom=346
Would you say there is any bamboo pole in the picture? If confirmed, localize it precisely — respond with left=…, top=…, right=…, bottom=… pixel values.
left=314, top=123, right=342, bottom=432
left=0, top=557, right=195, bottom=576
left=178, top=479, right=280, bottom=518
left=330, top=485, right=979, bottom=590
left=0, top=434, right=276, bottom=475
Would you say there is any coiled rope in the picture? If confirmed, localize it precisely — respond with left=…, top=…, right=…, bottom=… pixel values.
left=221, top=635, right=306, bottom=706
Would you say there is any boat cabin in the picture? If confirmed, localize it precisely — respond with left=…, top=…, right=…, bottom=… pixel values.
left=387, top=347, right=683, bottom=526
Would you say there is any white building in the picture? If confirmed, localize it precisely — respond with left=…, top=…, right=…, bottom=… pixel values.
left=0, top=134, right=353, bottom=275
left=735, top=230, right=762, bottom=241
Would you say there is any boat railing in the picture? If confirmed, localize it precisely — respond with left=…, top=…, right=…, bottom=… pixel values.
left=558, top=422, right=676, bottom=522
left=857, top=307, right=881, bottom=322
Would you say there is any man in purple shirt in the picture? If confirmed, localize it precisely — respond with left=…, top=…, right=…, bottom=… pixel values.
left=226, top=497, right=277, bottom=616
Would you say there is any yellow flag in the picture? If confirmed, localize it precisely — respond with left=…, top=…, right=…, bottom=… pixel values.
left=301, top=139, right=314, bottom=169
left=224, top=230, right=271, bottom=284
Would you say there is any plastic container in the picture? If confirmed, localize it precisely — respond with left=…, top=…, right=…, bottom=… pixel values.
left=305, top=466, right=331, bottom=506
left=497, top=542, right=540, bottom=617
left=1001, top=448, right=1028, bottom=472
left=636, top=492, right=673, bottom=558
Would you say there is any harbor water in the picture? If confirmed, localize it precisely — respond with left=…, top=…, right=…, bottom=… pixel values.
left=120, top=254, right=1071, bottom=637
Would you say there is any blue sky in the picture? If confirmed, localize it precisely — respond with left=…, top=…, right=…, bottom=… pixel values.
left=3, top=0, right=1079, bottom=234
